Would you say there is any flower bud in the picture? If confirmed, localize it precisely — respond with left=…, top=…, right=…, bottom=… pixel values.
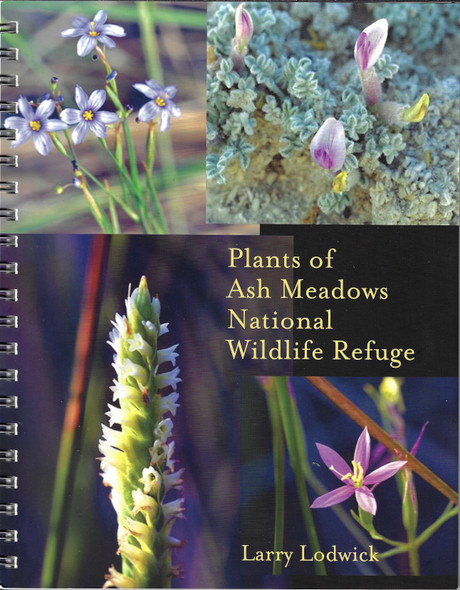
left=230, top=3, right=253, bottom=70
left=310, top=118, right=346, bottom=173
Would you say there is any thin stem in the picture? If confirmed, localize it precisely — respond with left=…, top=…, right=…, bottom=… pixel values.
left=105, top=180, right=121, bottom=233
left=40, top=236, right=111, bottom=587
left=50, top=135, right=112, bottom=232
left=305, top=377, right=458, bottom=505
left=265, top=381, right=285, bottom=576
left=274, top=377, right=326, bottom=575
left=52, top=134, right=140, bottom=222
left=80, top=178, right=112, bottom=233
left=415, top=503, right=458, bottom=547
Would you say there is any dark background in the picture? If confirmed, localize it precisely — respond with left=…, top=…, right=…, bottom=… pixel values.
left=261, top=226, right=458, bottom=376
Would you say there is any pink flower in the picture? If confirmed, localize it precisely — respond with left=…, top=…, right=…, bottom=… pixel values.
left=311, top=427, right=406, bottom=515
left=354, top=19, right=388, bottom=72
left=310, top=118, right=346, bottom=173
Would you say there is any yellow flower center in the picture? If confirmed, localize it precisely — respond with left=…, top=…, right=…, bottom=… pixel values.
left=29, top=120, right=41, bottom=132
left=89, top=21, right=100, bottom=37
left=83, top=110, right=94, bottom=121
left=341, top=460, right=364, bottom=488
left=155, top=97, right=166, bottom=107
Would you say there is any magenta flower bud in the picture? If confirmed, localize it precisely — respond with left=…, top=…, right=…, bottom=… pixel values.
left=230, top=4, right=253, bottom=70
left=310, top=117, right=346, bottom=173
left=354, top=19, right=388, bottom=72
left=234, top=3, right=253, bottom=52
left=354, top=19, right=387, bottom=106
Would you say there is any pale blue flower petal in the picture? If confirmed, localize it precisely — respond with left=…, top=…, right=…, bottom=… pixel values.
left=93, top=10, right=108, bottom=28
left=60, top=108, right=82, bottom=125
left=33, top=131, right=52, bottom=156
left=45, top=119, right=69, bottom=132
left=77, top=35, right=97, bottom=57
left=10, top=128, right=32, bottom=148
left=171, top=105, right=181, bottom=118
left=4, top=117, right=29, bottom=131
left=71, top=16, right=89, bottom=28
left=133, top=83, right=157, bottom=99
left=72, top=120, right=89, bottom=144
left=164, top=85, right=178, bottom=98
left=89, top=119, right=107, bottom=138
left=101, top=24, right=126, bottom=38
left=146, top=80, right=165, bottom=94
left=160, top=109, right=171, bottom=131
left=159, top=109, right=171, bottom=132
left=18, top=96, right=34, bottom=120
left=138, top=101, right=160, bottom=123
left=61, top=27, right=85, bottom=38
left=88, top=89, right=106, bottom=111
left=98, top=35, right=117, bottom=49
left=97, top=111, right=120, bottom=125
left=36, top=99, right=56, bottom=120
left=75, top=85, right=89, bottom=111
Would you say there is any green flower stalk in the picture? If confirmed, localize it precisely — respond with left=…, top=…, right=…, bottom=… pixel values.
left=100, top=277, right=184, bottom=588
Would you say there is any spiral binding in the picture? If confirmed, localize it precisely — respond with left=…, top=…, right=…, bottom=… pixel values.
left=0, top=17, right=19, bottom=570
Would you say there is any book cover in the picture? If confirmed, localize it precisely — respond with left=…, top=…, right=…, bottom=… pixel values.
left=0, top=1, right=458, bottom=589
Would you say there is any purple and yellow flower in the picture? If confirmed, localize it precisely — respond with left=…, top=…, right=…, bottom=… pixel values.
left=60, top=86, right=120, bottom=144
left=311, top=427, right=406, bottom=515
left=61, top=10, right=126, bottom=57
left=310, top=117, right=346, bottom=173
left=133, top=80, right=181, bottom=131
left=4, top=96, right=68, bottom=156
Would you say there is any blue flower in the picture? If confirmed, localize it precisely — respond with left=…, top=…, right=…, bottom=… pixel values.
left=61, top=10, right=126, bottom=57
left=4, top=96, right=68, bottom=156
left=60, top=86, right=120, bottom=144
left=133, top=80, right=181, bottom=131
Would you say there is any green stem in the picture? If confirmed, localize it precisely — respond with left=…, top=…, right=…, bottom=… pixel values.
left=274, top=377, right=326, bottom=575
left=52, top=135, right=140, bottom=224
left=106, top=185, right=121, bottom=233
left=407, top=532, right=419, bottom=575
left=415, top=503, right=458, bottom=547
left=144, top=123, right=169, bottom=233
left=265, top=382, right=285, bottom=576
left=50, top=134, right=112, bottom=232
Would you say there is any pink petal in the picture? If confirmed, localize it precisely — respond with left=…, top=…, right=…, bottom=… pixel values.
left=354, top=32, right=370, bottom=71
left=310, top=118, right=346, bottom=172
left=316, top=443, right=351, bottom=481
left=410, top=422, right=429, bottom=456
left=355, top=18, right=388, bottom=71
left=354, top=427, right=371, bottom=473
left=311, top=485, right=355, bottom=509
left=355, top=487, right=377, bottom=515
left=363, top=460, right=407, bottom=486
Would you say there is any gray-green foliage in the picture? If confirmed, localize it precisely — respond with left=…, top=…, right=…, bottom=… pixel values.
left=208, top=2, right=459, bottom=218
